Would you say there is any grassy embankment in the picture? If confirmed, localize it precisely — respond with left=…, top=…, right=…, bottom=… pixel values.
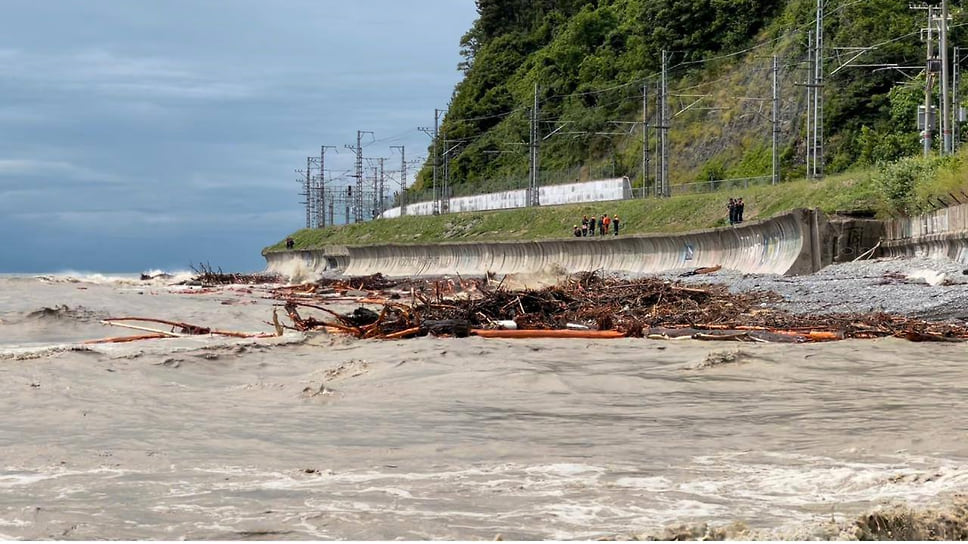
left=264, top=154, right=968, bottom=254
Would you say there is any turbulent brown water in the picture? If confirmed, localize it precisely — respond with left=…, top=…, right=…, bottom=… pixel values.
left=1, top=273, right=967, bottom=540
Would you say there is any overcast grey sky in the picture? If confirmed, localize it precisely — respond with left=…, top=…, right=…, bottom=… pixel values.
left=0, top=0, right=477, bottom=273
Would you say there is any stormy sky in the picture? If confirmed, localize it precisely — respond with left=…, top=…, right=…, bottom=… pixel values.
left=0, top=0, right=477, bottom=273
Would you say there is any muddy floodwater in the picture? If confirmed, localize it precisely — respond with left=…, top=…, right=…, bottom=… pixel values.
left=1, top=272, right=967, bottom=540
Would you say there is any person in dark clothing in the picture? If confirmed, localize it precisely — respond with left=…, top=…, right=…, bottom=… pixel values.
left=727, top=198, right=736, bottom=225
left=736, top=198, right=745, bottom=223
left=573, top=225, right=582, bottom=237
left=588, top=215, right=596, bottom=237
left=612, top=215, right=620, bottom=235
left=285, top=237, right=295, bottom=249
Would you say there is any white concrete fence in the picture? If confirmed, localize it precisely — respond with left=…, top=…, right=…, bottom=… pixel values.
left=380, top=178, right=632, bottom=219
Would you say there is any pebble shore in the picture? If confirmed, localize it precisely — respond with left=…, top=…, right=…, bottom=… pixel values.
left=666, top=256, right=968, bottom=321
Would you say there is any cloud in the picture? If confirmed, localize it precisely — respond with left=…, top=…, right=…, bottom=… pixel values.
left=91, top=80, right=254, bottom=101
left=0, top=1, right=479, bottom=273
left=11, top=207, right=295, bottom=228
left=0, top=48, right=256, bottom=102
left=69, top=49, right=193, bottom=80
left=0, top=107, right=48, bottom=124
left=0, top=159, right=122, bottom=185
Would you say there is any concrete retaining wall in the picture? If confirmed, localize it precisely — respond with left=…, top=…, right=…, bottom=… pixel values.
left=265, top=209, right=826, bottom=278
left=825, top=218, right=885, bottom=263
left=381, top=178, right=630, bottom=219
left=264, top=246, right=349, bottom=280
left=265, top=204, right=968, bottom=280
left=881, top=203, right=968, bottom=263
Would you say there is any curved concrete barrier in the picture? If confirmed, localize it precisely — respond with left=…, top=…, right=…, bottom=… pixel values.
left=880, top=203, right=968, bottom=263
left=881, top=232, right=968, bottom=263
left=311, top=208, right=823, bottom=278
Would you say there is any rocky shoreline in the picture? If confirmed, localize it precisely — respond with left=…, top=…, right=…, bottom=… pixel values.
left=667, top=256, right=968, bottom=322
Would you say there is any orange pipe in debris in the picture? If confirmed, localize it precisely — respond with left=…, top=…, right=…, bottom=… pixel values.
left=382, top=327, right=422, bottom=339
left=770, top=329, right=842, bottom=341
left=471, top=329, right=625, bottom=339
left=83, top=333, right=169, bottom=344
left=806, top=330, right=842, bottom=341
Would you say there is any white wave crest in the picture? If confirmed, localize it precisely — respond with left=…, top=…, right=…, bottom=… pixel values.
left=33, top=269, right=195, bottom=286
left=265, top=257, right=322, bottom=284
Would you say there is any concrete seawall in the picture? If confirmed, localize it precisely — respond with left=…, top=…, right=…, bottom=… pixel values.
left=880, top=202, right=968, bottom=263
left=266, top=208, right=830, bottom=278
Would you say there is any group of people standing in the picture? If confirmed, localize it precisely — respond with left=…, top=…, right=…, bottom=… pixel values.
left=573, top=214, right=620, bottom=237
left=727, top=198, right=745, bottom=225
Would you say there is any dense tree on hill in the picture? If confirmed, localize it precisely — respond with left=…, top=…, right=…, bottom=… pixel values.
left=414, top=0, right=962, bottom=197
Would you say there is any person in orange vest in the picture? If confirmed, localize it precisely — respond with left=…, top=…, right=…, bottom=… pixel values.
left=602, top=214, right=611, bottom=236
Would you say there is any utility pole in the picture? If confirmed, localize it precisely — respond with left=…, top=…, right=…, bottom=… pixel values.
left=318, top=145, right=336, bottom=227
left=296, top=166, right=309, bottom=228
left=659, top=50, right=670, bottom=198
left=377, top=157, right=386, bottom=217
left=955, top=46, right=961, bottom=152
left=345, top=130, right=372, bottom=222
left=443, top=145, right=450, bottom=213
left=772, top=55, right=781, bottom=185
left=342, top=184, right=351, bottom=225
left=370, top=166, right=378, bottom=218
left=391, top=145, right=406, bottom=215
left=925, top=5, right=935, bottom=157
left=529, top=83, right=540, bottom=207
left=442, top=141, right=462, bottom=213
left=913, top=3, right=941, bottom=156
left=813, top=0, right=824, bottom=179
left=418, top=110, right=443, bottom=214
left=941, top=0, right=952, bottom=154
left=433, top=108, right=441, bottom=214
left=805, top=30, right=814, bottom=178
left=356, top=132, right=364, bottom=222
left=802, top=12, right=824, bottom=180
left=351, top=132, right=364, bottom=222
left=305, top=156, right=312, bottom=227
left=642, top=83, right=650, bottom=198
left=654, top=81, right=660, bottom=197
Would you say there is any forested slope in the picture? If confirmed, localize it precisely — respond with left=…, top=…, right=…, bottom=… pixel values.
left=410, top=0, right=961, bottom=198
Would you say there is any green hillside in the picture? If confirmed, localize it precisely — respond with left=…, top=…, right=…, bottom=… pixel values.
left=265, top=153, right=966, bottom=252
left=407, top=0, right=962, bottom=197
left=267, top=0, right=968, bottom=253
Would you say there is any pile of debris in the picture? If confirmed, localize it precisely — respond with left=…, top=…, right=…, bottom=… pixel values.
left=273, top=271, right=968, bottom=343
left=181, top=262, right=282, bottom=286
left=85, top=317, right=274, bottom=344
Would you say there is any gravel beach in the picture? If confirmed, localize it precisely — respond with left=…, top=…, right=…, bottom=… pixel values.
left=666, top=256, right=968, bottom=321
